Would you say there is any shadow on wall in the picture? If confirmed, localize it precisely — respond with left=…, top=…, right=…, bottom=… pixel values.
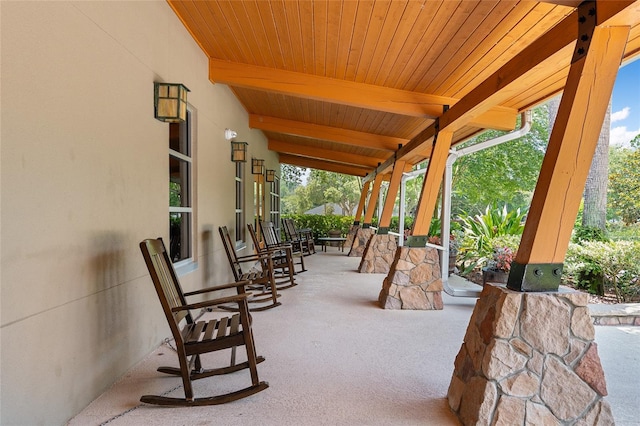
left=88, top=232, right=132, bottom=388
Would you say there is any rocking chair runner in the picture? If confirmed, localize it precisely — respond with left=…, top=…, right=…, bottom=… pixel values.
left=139, top=238, right=268, bottom=406
left=219, top=226, right=281, bottom=311
left=260, top=220, right=306, bottom=272
left=247, top=223, right=297, bottom=289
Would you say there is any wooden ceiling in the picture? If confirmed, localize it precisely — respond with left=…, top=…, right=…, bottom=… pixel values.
left=168, top=0, right=640, bottom=178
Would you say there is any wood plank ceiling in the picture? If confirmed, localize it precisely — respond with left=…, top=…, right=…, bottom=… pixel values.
left=168, top=0, right=640, bottom=178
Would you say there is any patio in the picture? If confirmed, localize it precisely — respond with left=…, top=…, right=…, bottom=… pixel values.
left=70, top=251, right=639, bottom=425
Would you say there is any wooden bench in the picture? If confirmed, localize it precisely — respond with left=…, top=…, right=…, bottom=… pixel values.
left=317, top=237, right=347, bottom=252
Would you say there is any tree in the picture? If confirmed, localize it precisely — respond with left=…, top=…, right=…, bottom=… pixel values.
left=608, top=145, right=640, bottom=225
left=305, top=170, right=361, bottom=215
left=451, top=106, right=549, bottom=216
left=582, top=102, right=611, bottom=230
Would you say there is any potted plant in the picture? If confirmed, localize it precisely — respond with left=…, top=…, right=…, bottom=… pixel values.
left=428, top=234, right=460, bottom=276
left=482, top=246, right=514, bottom=285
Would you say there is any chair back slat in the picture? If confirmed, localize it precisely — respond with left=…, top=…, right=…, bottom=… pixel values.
left=140, top=239, right=191, bottom=335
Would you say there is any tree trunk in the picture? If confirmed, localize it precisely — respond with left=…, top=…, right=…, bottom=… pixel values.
left=547, top=96, right=610, bottom=231
left=582, top=102, right=610, bottom=230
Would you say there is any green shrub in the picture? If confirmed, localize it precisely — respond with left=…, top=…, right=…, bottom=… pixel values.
left=564, top=240, right=640, bottom=301
left=573, top=226, right=608, bottom=243
left=282, top=214, right=354, bottom=239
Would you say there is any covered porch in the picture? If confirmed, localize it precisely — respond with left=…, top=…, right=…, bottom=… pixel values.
left=70, top=252, right=639, bottom=425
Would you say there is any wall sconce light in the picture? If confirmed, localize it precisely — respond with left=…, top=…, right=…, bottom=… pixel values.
left=230, top=141, right=248, bottom=163
left=154, top=82, right=190, bottom=122
left=251, top=158, right=265, bottom=175
left=266, top=169, right=276, bottom=182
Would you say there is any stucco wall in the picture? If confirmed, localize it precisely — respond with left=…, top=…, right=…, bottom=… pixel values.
left=0, top=1, right=278, bottom=424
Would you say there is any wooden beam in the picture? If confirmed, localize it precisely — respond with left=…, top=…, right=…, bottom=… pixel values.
left=363, top=174, right=384, bottom=225
left=354, top=181, right=371, bottom=225
left=268, top=140, right=387, bottom=168
left=412, top=131, right=454, bottom=236
left=516, top=25, right=630, bottom=266
left=210, top=58, right=517, bottom=126
left=278, top=153, right=371, bottom=177
left=250, top=115, right=404, bottom=152
left=378, top=160, right=407, bottom=230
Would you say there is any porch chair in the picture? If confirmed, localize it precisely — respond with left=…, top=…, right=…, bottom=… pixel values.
left=219, top=226, right=281, bottom=311
left=247, top=223, right=297, bottom=289
left=261, top=220, right=306, bottom=273
left=282, top=218, right=315, bottom=256
left=139, top=238, right=268, bottom=406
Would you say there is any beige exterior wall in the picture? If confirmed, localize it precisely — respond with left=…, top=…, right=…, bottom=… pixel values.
left=0, top=2, right=278, bottom=424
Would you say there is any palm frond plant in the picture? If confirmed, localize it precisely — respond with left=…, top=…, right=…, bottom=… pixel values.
left=458, top=204, right=526, bottom=274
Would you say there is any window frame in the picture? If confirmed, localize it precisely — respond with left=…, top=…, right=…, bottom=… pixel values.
left=235, top=161, right=246, bottom=249
left=169, top=107, right=196, bottom=269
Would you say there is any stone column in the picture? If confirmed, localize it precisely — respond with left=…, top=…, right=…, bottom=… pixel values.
left=378, top=246, right=443, bottom=310
left=348, top=227, right=374, bottom=257
left=358, top=234, right=398, bottom=273
left=344, top=224, right=360, bottom=254
left=447, top=285, right=613, bottom=425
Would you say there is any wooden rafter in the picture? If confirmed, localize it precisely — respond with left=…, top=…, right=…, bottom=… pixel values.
left=267, top=140, right=387, bottom=168
left=278, top=154, right=370, bottom=177
left=250, top=115, right=404, bottom=152
left=210, top=59, right=518, bottom=126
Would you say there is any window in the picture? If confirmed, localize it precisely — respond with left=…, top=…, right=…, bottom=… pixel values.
left=235, top=161, right=245, bottom=246
left=270, top=175, right=281, bottom=234
left=254, top=175, right=265, bottom=234
left=169, top=110, right=194, bottom=263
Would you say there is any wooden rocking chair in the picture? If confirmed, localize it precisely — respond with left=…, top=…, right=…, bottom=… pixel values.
left=260, top=220, right=306, bottom=273
left=282, top=218, right=315, bottom=255
left=139, top=238, right=268, bottom=406
left=219, top=226, right=281, bottom=311
left=247, top=223, right=297, bottom=289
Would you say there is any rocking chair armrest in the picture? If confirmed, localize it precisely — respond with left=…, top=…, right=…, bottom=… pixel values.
left=235, top=253, right=269, bottom=263
left=183, top=280, right=250, bottom=297
left=171, top=293, right=250, bottom=312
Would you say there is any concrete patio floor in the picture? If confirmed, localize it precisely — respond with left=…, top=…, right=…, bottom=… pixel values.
left=69, top=251, right=640, bottom=425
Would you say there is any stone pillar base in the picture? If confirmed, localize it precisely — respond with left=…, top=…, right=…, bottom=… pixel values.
left=348, top=227, right=374, bottom=257
left=344, top=224, right=360, bottom=253
left=447, top=285, right=612, bottom=425
left=378, top=246, right=443, bottom=310
left=358, top=234, right=398, bottom=273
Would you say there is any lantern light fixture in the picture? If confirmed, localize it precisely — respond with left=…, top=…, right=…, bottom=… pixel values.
left=231, top=141, right=248, bottom=163
left=266, top=169, right=276, bottom=182
left=251, top=158, right=265, bottom=175
left=154, top=82, right=190, bottom=122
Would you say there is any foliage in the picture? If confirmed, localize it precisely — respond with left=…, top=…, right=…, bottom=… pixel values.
left=282, top=214, right=354, bottom=240
left=389, top=216, right=414, bottom=234
left=608, top=146, right=640, bottom=225
left=607, top=222, right=640, bottom=242
left=290, top=170, right=361, bottom=216
left=451, top=106, right=549, bottom=216
left=572, top=226, right=608, bottom=243
left=457, top=204, right=526, bottom=273
left=564, top=241, right=640, bottom=302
